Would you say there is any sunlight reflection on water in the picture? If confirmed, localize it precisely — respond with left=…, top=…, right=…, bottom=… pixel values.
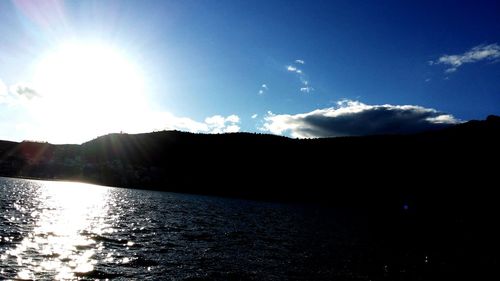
left=5, top=181, right=110, bottom=280
left=1, top=177, right=360, bottom=280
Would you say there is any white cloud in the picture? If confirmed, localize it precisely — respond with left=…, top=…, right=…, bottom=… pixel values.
left=432, top=43, right=500, bottom=73
left=223, top=124, right=240, bottom=133
left=226, top=114, right=240, bottom=123
left=205, top=115, right=225, bottom=126
left=251, top=114, right=258, bottom=119
left=0, top=80, right=241, bottom=143
left=286, top=60, right=314, bottom=93
left=300, top=87, right=313, bottom=93
left=425, top=114, right=458, bottom=124
left=204, top=114, right=241, bottom=133
left=258, top=83, right=269, bottom=95
left=261, top=100, right=460, bottom=138
left=287, top=65, right=304, bottom=75
left=160, top=112, right=210, bottom=132
left=2, top=106, right=241, bottom=143
left=101, top=111, right=241, bottom=140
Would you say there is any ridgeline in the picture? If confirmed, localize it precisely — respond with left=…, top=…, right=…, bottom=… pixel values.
left=1, top=116, right=499, bottom=205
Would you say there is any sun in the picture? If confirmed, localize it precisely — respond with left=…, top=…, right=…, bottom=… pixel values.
left=32, top=41, right=148, bottom=142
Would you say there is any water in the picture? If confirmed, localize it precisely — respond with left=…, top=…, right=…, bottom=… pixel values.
left=1, top=177, right=374, bottom=280
left=2, top=177, right=494, bottom=280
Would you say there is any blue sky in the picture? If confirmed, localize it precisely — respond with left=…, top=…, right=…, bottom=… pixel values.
left=0, top=0, right=499, bottom=143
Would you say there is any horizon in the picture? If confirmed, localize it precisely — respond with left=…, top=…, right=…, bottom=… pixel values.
left=6, top=113, right=500, bottom=146
left=1, top=0, right=499, bottom=144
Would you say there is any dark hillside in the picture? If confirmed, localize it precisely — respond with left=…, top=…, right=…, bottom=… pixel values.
left=0, top=116, right=498, bottom=207
left=2, top=117, right=499, bottom=278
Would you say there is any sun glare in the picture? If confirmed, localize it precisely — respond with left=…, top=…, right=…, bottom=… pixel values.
left=32, top=41, right=148, bottom=142
left=7, top=181, right=111, bottom=280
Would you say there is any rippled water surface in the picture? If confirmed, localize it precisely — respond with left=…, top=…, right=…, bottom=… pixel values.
left=2, top=177, right=373, bottom=280
left=8, top=176, right=486, bottom=280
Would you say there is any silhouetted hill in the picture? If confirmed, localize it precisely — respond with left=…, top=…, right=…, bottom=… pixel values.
left=1, top=116, right=499, bottom=206
left=2, top=118, right=499, bottom=280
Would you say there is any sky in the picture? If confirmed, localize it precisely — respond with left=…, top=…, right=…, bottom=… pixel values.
left=0, top=0, right=499, bottom=144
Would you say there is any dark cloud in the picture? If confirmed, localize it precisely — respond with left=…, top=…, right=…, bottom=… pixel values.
left=13, top=85, right=41, bottom=99
left=262, top=100, right=460, bottom=138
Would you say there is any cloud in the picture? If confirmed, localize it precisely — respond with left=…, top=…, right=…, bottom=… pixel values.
left=286, top=60, right=314, bottom=93
left=298, top=77, right=313, bottom=94
left=258, top=83, right=268, bottom=95
left=148, top=113, right=241, bottom=135
left=300, top=87, right=313, bottom=93
left=204, top=114, right=240, bottom=133
left=225, top=114, right=240, bottom=123
left=10, top=84, right=41, bottom=99
left=261, top=100, right=460, bottom=138
left=251, top=114, right=258, bottom=119
left=83, top=112, right=241, bottom=141
left=223, top=124, right=240, bottom=133
left=1, top=78, right=241, bottom=143
left=432, top=43, right=500, bottom=73
left=159, top=113, right=210, bottom=133
left=286, top=65, right=303, bottom=74
left=1, top=82, right=41, bottom=106
left=10, top=110, right=242, bottom=144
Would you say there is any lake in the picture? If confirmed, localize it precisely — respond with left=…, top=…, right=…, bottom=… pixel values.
left=0, top=177, right=496, bottom=280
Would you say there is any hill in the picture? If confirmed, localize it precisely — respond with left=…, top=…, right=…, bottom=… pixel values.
left=1, top=115, right=499, bottom=206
